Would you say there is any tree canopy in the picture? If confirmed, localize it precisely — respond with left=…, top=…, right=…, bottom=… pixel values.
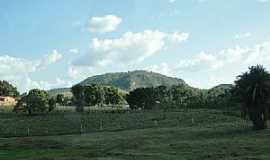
left=14, top=89, right=54, bottom=115
left=234, top=65, right=270, bottom=130
left=0, top=80, right=19, bottom=97
left=71, top=84, right=125, bottom=112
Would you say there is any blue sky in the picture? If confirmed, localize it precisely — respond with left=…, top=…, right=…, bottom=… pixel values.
left=1, top=0, right=270, bottom=92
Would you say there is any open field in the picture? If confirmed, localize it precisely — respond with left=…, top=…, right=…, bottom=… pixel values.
left=0, top=109, right=269, bottom=160
left=0, top=109, right=240, bottom=137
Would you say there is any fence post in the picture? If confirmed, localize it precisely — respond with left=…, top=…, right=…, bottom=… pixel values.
left=27, top=127, right=30, bottom=136
left=80, top=123, right=83, bottom=134
left=100, top=119, right=103, bottom=130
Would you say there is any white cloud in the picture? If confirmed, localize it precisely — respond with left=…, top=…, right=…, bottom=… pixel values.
left=73, top=30, right=189, bottom=67
left=68, top=65, right=101, bottom=81
left=0, top=56, right=38, bottom=92
left=19, top=77, right=73, bottom=92
left=145, top=63, right=176, bottom=77
left=146, top=40, right=270, bottom=88
left=87, top=15, right=122, bottom=33
left=172, top=42, right=270, bottom=72
left=38, top=50, right=62, bottom=69
left=235, top=32, right=251, bottom=39
left=169, top=0, right=176, bottom=3
left=257, top=0, right=269, bottom=3
left=36, top=78, right=73, bottom=90
left=69, top=48, right=79, bottom=54
left=0, top=56, right=39, bottom=82
left=0, top=50, right=64, bottom=92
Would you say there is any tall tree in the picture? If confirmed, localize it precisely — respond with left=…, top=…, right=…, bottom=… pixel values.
left=25, top=89, right=49, bottom=115
left=71, top=84, right=85, bottom=112
left=234, top=65, right=270, bottom=130
left=56, top=94, right=64, bottom=105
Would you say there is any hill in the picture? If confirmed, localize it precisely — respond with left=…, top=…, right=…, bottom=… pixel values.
left=211, top=84, right=234, bottom=90
left=79, top=70, right=185, bottom=91
left=209, top=84, right=234, bottom=95
left=47, top=88, right=72, bottom=98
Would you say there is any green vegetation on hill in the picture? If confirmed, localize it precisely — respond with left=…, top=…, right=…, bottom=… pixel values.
left=47, top=88, right=72, bottom=98
left=209, top=84, right=234, bottom=94
left=0, top=80, right=19, bottom=97
left=79, top=70, right=185, bottom=91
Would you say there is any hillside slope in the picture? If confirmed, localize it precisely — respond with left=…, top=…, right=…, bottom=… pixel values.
left=47, top=88, right=72, bottom=98
left=79, top=70, right=185, bottom=91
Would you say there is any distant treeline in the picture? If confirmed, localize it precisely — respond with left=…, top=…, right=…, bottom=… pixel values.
left=126, top=84, right=236, bottom=110
left=2, top=65, right=270, bottom=130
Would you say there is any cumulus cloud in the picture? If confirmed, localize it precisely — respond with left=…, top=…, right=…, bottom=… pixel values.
left=146, top=40, right=270, bottom=88
left=38, top=50, right=63, bottom=69
left=35, top=78, right=73, bottom=90
left=0, top=50, right=64, bottom=92
left=68, top=66, right=96, bottom=79
left=73, top=30, right=189, bottom=67
left=0, top=56, right=38, bottom=80
left=169, top=0, right=176, bottom=3
left=257, top=0, right=269, bottom=2
left=87, top=15, right=122, bottom=33
left=17, top=77, right=73, bottom=92
left=235, top=32, right=251, bottom=39
left=174, top=41, right=270, bottom=71
left=69, top=48, right=79, bottom=54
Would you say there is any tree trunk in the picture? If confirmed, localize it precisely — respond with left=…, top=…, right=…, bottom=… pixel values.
left=250, top=109, right=267, bottom=130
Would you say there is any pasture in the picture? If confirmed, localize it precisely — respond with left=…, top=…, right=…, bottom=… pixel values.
left=0, top=108, right=269, bottom=160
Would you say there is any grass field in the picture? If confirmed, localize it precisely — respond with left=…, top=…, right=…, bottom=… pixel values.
left=0, top=109, right=269, bottom=160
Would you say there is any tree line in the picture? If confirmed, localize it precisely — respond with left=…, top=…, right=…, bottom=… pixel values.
left=71, top=84, right=125, bottom=112
left=1, top=65, right=270, bottom=130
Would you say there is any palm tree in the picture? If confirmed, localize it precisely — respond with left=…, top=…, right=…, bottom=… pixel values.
left=234, top=65, right=270, bottom=130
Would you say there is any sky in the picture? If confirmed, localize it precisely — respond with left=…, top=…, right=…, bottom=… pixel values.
left=1, top=0, right=270, bottom=92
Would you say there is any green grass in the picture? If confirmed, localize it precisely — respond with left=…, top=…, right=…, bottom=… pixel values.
left=0, top=109, right=240, bottom=137
left=0, top=109, right=269, bottom=160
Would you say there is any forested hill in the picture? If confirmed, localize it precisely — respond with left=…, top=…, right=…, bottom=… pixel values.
left=209, top=84, right=234, bottom=93
left=47, top=88, right=72, bottom=98
left=79, top=70, right=185, bottom=92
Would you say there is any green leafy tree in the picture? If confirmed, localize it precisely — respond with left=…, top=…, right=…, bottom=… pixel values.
left=48, top=98, right=56, bottom=112
left=25, top=89, right=49, bottom=115
left=0, top=80, right=19, bottom=97
left=56, top=94, right=64, bottom=105
left=104, top=87, right=124, bottom=105
left=13, top=93, right=27, bottom=113
left=126, top=87, right=156, bottom=110
left=71, top=84, right=85, bottom=112
left=234, top=65, right=270, bottom=130
left=84, top=85, right=100, bottom=106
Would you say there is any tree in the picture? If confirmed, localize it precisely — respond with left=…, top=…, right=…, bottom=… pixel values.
left=56, top=94, right=64, bottom=105
left=85, top=85, right=124, bottom=106
left=234, top=65, right=270, bottom=130
left=104, top=87, right=124, bottom=105
left=126, top=87, right=156, bottom=110
left=0, top=80, right=19, bottom=97
left=25, top=89, right=49, bottom=115
left=71, top=84, right=85, bottom=112
left=14, top=89, right=50, bottom=115
left=84, top=85, right=100, bottom=106
left=171, top=85, right=193, bottom=108
left=48, top=98, right=56, bottom=112
left=13, top=93, right=28, bottom=113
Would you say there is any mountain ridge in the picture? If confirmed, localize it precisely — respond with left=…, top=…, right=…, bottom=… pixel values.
left=79, top=70, right=186, bottom=91
left=47, top=71, right=234, bottom=97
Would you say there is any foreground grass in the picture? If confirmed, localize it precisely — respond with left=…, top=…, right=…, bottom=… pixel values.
left=0, top=109, right=269, bottom=160
left=0, top=109, right=240, bottom=137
